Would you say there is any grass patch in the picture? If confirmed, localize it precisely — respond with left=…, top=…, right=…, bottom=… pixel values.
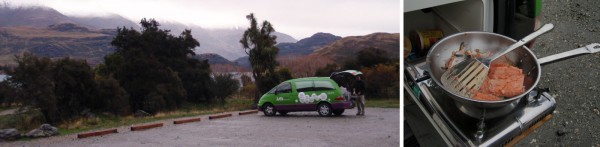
left=0, top=104, right=21, bottom=112
left=0, top=106, right=15, bottom=112
left=0, top=108, right=46, bottom=133
left=365, top=98, right=400, bottom=108
left=57, top=98, right=255, bottom=135
left=0, top=97, right=255, bottom=139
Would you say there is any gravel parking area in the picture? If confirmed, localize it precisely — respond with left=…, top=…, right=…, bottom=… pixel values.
left=515, top=0, right=600, bottom=146
left=2, top=108, right=399, bottom=147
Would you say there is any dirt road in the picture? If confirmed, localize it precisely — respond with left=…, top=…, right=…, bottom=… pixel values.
left=3, top=108, right=399, bottom=147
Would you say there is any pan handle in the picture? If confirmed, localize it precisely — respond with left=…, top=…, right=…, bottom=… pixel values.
left=538, top=43, right=600, bottom=65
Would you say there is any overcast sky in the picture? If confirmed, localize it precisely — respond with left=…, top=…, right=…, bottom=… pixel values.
left=7, top=0, right=399, bottom=39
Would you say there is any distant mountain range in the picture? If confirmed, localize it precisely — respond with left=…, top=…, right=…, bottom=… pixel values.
left=276, top=32, right=341, bottom=56
left=0, top=5, right=73, bottom=27
left=234, top=32, right=400, bottom=69
left=232, top=32, right=341, bottom=69
left=0, top=3, right=399, bottom=69
left=82, top=17, right=298, bottom=60
left=312, top=32, right=400, bottom=61
left=69, top=14, right=140, bottom=29
left=189, top=27, right=296, bottom=60
left=0, top=4, right=297, bottom=65
left=193, top=53, right=232, bottom=65
left=233, top=56, right=251, bottom=69
left=0, top=24, right=114, bottom=65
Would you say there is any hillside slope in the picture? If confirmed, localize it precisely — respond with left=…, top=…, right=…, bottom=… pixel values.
left=0, top=4, right=74, bottom=27
left=192, top=27, right=296, bottom=60
left=192, top=53, right=232, bottom=64
left=312, top=33, right=400, bottom=60
left=0, top=4, right=299, bottom=65
left=69, top=14, right=140, bottom=29
left=276, top=32, right=341, bottom=56
left=0, top=24, right=114, bottom=65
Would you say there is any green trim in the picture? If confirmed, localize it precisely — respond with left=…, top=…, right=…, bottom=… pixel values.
left=283, top=77, right=331, bottom=82
left=535, top=0, right=542, bottom=17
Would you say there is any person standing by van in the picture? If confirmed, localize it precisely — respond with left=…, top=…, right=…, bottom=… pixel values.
left=354, top=76, right=366, bottom=116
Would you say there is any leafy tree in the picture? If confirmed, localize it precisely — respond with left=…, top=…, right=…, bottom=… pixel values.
left=278, top=55, right=334, bottom=78
left=94, top=75, right=130, bottom=116
left=341, top=47, right=393, bottom=70
left=342, top=59, right=360, bottom=71
left=52, top=58, right=97, bottom=121
left=315, top=63, right=339, bottom=77
left=180, top=58, right=213, bottom=103
left=9, top=53, right=58, bottom=124
left=211, top=73, right=240, bottom=106
left=240, top=74, right=253, bottom=86
left=238, top=74, right=256, bottom=100
left=356, top=47, right=391, bottom=68
left=361, top=63, right=399, bottom=98
left=0, top=81, right=16, bottom=106
left=239, top=74, right=258, bottom=98
left=240, top=13, right=280, bottom=103
left=239, top=83, right=257, bottom=100
left=100, top=18, right=211, bottom=113
left=276, top=67, right=293, bottom=81
left=8, top=53, right=100, bottom=124
left=0, top=81, right=5, bottom=105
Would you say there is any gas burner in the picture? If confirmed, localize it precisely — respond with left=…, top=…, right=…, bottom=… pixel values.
left=405, top=58, right=556, bottom=146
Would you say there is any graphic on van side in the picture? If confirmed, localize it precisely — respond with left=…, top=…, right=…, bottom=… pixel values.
left=298, top=92, right=328, bottom=104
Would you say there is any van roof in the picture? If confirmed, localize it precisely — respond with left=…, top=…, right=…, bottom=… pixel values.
left=284, top=77, right=332, bottom=82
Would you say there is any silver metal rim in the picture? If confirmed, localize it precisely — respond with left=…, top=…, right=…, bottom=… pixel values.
left=319, top=104, right=330, bottom=115
left=265, top=105, right=274, bottom=115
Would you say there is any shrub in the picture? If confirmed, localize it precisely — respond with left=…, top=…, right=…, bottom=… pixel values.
left=211, top=73, right=240, bottom=106
left=94, top=75, right=130, bottom=116
left=362, top=63, right=399, bottom=98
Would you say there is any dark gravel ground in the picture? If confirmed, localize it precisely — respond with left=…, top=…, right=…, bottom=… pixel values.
left=516, top=0, right=600, bottom=146
left=2, top=108, right=399, bottom=147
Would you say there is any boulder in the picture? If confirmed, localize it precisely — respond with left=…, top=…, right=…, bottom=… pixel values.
left=80, top=108, right=96, bottom=118
left=0, top=128, right=20, bottom=141
left=134, top=110, right=151, bottom=117
left=25, top=124, right=58, bottom=138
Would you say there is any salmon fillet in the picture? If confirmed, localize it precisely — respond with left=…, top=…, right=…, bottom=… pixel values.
left=473, top=63, right=525, bottom=101
left=473, top=92, right=503, bottom=101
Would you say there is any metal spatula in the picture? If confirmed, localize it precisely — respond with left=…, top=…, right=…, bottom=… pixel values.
left=441, top=24, right=554, bottom=98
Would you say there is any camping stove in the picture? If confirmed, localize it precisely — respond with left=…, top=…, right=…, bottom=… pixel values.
left=404, top=58, right=556, bottom=146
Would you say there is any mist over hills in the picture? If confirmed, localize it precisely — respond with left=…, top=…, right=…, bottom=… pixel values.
left=234, top=32, right=400, bottom=69
left=0, top=4, right=297, bottom=65
left=69, top=14, right=140, bottom=29
left=70, top=15, right=297, bottom=60
left=0, top=3, right=74, bottom=27
left=277, top=32, right=341, bottom=56
left=232, top=32, right=341, bottom=69
left=186, top=26, right=297, bottom=60
left=0, top=24, right=115, bottom=65
left=69, top=13, right=298, bottom=61
left=0, top=3, right=399, bottom=68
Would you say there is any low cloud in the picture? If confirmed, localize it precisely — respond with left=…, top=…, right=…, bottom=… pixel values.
left=6, top=0, right=399, bottom=39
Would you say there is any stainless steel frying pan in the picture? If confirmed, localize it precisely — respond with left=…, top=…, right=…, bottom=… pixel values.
left=426, top=31, right=600, bottom=118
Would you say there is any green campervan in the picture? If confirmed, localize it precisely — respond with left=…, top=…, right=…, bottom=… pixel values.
left=257, top=77, right=353, bottom=116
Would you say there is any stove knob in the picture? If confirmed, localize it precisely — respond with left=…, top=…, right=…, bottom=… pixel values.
left=534, top=88, right=550, bottom=100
